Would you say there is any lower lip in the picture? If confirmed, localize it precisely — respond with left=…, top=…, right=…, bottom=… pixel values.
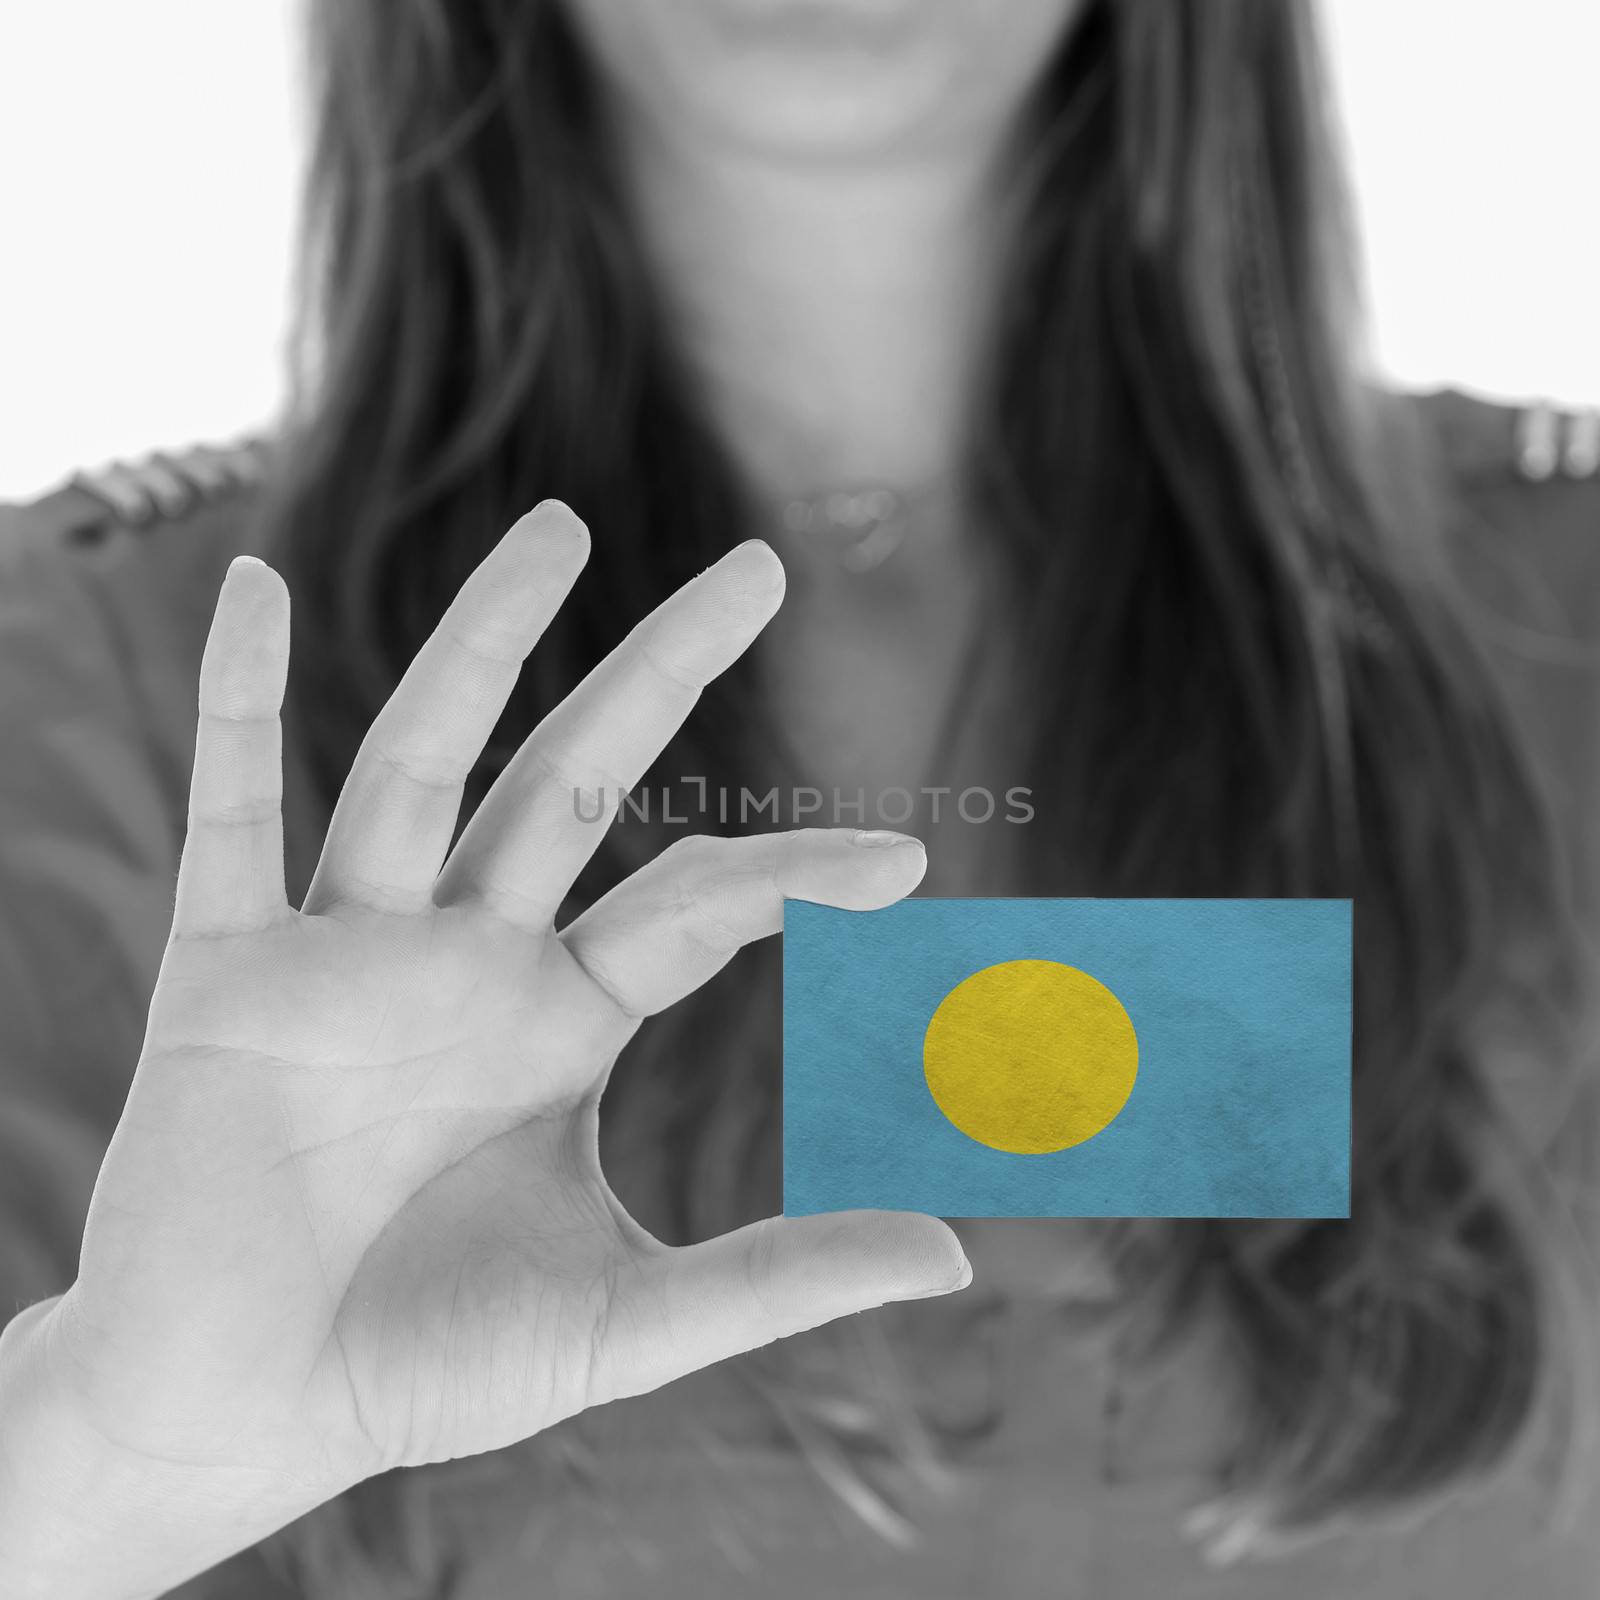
left=710, top=0, right=921, bottom=49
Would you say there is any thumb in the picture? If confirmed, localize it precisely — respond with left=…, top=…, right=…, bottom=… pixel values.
left=592, top=1211, right=971, bottom=1406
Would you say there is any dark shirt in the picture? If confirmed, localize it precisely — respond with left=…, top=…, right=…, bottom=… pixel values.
left=1, top=392, right=1596, bottom=1597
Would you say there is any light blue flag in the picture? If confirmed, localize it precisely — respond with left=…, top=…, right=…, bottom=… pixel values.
left=783, top=898, right=1351, bottom=1219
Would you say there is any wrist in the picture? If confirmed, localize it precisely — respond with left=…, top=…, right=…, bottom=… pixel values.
left=0, top=1294, right=322, bottom=1600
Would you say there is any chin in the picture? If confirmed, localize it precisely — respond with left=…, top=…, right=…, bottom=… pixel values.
left=561, top=0, right=1084, bottom=162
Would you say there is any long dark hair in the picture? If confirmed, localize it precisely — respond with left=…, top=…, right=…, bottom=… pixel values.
left=260, top=0, right=1591, bottom=1582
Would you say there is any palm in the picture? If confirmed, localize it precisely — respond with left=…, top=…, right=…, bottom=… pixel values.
left=83, top=904, right=635, bottom=1480
left=59, top=507, right=963, bottom=1512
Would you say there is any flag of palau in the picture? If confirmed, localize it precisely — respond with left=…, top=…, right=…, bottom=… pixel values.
left=783, top=898, right=1352, bottom=1219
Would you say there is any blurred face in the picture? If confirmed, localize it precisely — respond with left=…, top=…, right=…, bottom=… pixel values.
left=559, top=0, right=1086, bottom=162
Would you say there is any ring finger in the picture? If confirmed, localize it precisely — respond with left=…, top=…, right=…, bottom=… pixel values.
left=302, top=502, right=589, bottom=915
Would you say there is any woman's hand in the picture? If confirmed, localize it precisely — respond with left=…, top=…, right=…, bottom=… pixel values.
left=0, top=503, right=966, bottom=1598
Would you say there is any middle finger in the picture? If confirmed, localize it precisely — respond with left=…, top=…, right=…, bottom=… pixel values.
left=435, top=539, right=785, bottom=924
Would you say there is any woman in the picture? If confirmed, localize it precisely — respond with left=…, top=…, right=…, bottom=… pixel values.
left=0, top=0, right=1596, bottom=1594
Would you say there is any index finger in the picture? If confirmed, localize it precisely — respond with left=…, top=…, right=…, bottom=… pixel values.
left=301, top=502, right=590, bottom=916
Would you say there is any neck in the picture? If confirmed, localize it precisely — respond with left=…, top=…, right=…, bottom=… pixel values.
left=609, top=116, right=1009, bottom=509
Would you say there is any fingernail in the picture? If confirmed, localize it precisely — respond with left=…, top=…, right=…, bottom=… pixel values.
left=708, top=539, right=785, bottom=601
left=721, top=538, right=776, bottom=565
left=899, top=1253, right=972, bottom=1300
left=222, top=554, right=270, bottom=592
left=851, top=830, right=923, bottom=850
left=523, top=501, right=587, bottom=542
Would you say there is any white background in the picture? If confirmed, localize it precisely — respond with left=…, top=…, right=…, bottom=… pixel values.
left=1, top=1, right=1595, bottom=500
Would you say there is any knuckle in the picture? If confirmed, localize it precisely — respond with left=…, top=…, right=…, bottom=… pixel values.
left=770, top=830, right=806, bottom=898
left=435, top=614, right=528, bottom=671
left=665, top=863, right=745, bottom=956
left=656, top=832, right=722, bottom=873
left=194, top=798, right=280, bottom=829
left=633, top=624, right=709, bottom=693
left=367, top=741, right=465, bottom=794
left=741, top=1219, right=786, bottom=1315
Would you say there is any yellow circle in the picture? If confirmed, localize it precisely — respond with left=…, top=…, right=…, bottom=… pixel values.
left=922, top=960, right=1138, bottom=1154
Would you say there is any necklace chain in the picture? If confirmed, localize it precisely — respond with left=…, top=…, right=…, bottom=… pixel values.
left=779, top=484, right=912, bottom=573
